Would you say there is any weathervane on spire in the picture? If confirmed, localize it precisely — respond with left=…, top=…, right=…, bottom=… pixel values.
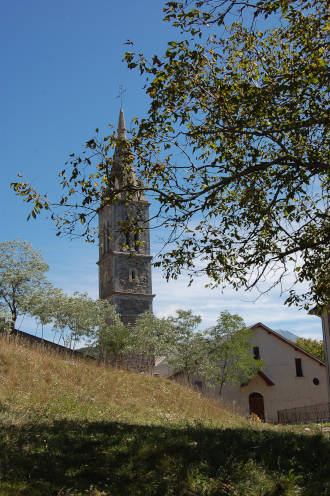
left=117, top=84, right=127, bottom=108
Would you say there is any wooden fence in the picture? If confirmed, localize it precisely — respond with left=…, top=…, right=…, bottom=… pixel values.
left=278, top=402, right=330, bottom=424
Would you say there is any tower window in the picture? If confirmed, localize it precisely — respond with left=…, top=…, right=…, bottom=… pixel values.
left=129, top=269, right=138, bottom=282
left=134, top=232, right=140, bottom=252
left=295, top=358, right=303, bottom=377
left=253, top=346, right=260, bottom=360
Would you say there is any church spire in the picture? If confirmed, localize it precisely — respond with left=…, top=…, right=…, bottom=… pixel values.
left=117, top=108, right=127, bottom=141
left=111, top=107, right=146, bottom=201
left=112, top=107, right=131, bottom=178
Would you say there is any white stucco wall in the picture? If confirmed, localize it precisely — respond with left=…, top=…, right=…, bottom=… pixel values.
left=221, top=325, right=328, bottom=422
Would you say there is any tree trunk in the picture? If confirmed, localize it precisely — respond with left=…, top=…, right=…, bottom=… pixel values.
left=10, top=311, right=17, bottom=332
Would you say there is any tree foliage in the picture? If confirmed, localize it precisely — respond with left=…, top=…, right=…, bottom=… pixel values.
left=11, top=0, right=329, bottom=310
left=28, top=286, right=66, bottom=340
left=166, top=309, right=206, bottom=381
left=30, top=290, right=126, bottom=355
left=202, top=311, right=263, bottom=394
left=296, top=336, right=324, bottom=361
left=94, top=300, right=128, bottom=360
left=126, top=311, right=176, bottom=357
left=0, top=240, right=50, bottom=329
left=163, top=309, right=262, bottom=392
left=0, top=241, right=127, bottom=356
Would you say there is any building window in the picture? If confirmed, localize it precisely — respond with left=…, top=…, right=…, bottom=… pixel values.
left=295, top=358, right=303, bottom=377
left=253, top=346, right=260, bottom=360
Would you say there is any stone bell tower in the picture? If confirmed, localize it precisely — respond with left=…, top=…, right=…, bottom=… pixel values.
left=97, top=108, right=154, bottom=325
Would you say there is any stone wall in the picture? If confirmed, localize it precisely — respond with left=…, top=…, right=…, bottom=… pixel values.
left=4, top=328, right=92, bottom=360
left=104, top=351, right=155, bottom=374
left=2, top=328, right=155, bottom=374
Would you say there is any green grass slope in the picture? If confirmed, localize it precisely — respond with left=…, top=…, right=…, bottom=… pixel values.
left=0, top=336, right=329, bottom=496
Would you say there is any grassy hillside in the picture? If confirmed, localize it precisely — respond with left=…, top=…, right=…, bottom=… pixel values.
left=0, top=335, right=329, bottom=496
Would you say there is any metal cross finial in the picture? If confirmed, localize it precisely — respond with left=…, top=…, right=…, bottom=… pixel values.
left=117, top=84, right=127, bottom=108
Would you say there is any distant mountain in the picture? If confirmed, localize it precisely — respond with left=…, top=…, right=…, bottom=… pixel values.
left=275, top=329, right=299, bottom=342
left=77, top=346, right=99, bottom=358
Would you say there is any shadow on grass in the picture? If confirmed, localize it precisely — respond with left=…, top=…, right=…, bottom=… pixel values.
left=0, top=420, right=329, bottom=496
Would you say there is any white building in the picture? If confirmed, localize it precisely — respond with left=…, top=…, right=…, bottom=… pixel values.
left=222, top=323, right=327, bottom=422
left=155, top=322, right=328, bottom=423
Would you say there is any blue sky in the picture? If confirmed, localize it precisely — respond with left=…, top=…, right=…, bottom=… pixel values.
left=1, top=0, right=323, bottom=340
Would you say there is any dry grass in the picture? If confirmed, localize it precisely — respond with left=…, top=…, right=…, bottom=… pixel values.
left=0, top=335, right=240, bottom=427
left=1, top=335, right=330, bottom=495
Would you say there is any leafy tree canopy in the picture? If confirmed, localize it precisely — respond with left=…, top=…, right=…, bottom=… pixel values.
left=162, top=309, right=262, bottom=392
left=0, top=240, right=50, bottom=329
left=126, top=311, right=176, bottom=357
left=30, top=289, right=126, bottom=354
left=11, top=0, right=329, bottom=310
left=202, top=310, right=263, bottom=394
left=296, top=336, right=324, bottom=361
left=166, top=309, right=206, bottom=381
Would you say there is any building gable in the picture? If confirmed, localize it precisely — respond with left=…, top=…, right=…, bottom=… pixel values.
left=250, top=322, right=325, bottom=367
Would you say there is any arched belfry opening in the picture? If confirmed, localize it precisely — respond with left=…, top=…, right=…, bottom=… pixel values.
left=97, top=108, right=154, bottom=325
